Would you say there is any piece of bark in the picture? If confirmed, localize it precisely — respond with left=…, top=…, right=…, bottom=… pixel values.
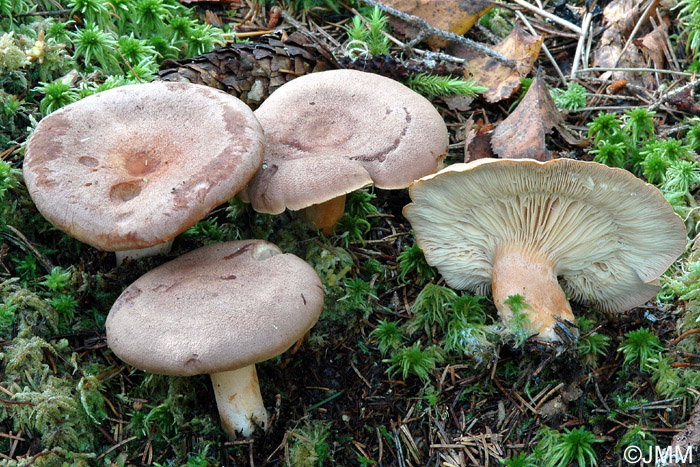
left=668, top=397, right=700, bottom=467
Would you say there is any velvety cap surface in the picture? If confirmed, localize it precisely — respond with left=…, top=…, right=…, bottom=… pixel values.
left=24, top=82, right=265, bottom=251
left=241, top=69, right=449, bottom=213
left=404, top=158, right=687, bottom=312
left=106, top=240, right=324, bottom=376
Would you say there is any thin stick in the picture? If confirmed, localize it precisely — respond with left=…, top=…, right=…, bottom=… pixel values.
left=658, top=10, right=680, bottom=71
left=612, top=0, right=662, bottom=68
left=510, top=0, right=582, bottom=34
left=650, top=76, right=700, bottom=111
left=667, top=328, right=700, bottom=347
left=515, top=11, right=566, bottom=85
left=570, top=11, right=593, bottom=79
left=577, top=67, right=693, bottom=76
left=222, top=29, right=277, bottom=38
left=358, top=0, right=517, bottom=67
left=15, top=9, right=70, bottom=17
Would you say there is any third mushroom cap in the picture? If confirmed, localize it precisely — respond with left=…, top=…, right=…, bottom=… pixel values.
left=404, top=158, right=688, bottom=342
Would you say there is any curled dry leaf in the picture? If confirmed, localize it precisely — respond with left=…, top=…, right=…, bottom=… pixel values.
left=491, top=72, right=581, bottom=161
left=668, top=89, right=700, bottom=116
left=463, top=118, right=495, bottom=162
left=637, top=20, right=668, bottom=70
left=592, top=0, right=647, bottom=81
left=448, top=25, right=543, bottom=103
left=384, top=0, right=494, bottom=48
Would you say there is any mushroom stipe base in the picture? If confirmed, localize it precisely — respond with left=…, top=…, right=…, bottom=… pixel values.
left=211, top=365, right=268, bottom=438
left=492, top=247, right=575, bottom=342
left=114, top=239, right=174, bottom=266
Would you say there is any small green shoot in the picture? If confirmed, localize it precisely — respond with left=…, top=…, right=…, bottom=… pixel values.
left=591, top=140, right=626, bottom=168
left=551, top=82, right=587, bottom=110
left=369, top=320, right=404, bottom=355
left=405, top=74, right=487, bottom=98
left=385, top=342, right=441, bottom=382
left=618, top=328, right=663, bottom=371
left=339, top=277, right=377, bottom=318
left=500, top=452, right=537, bottom=467
left=406, top=283, right=457, bottom=336
left=548, top=427, right=600, bottom=467
left=289, top=420, right=332, bottom=467
left=398, top=241, right=437, bottom=283
left=503, top=294, right=532, bottom=347
left=623, top=108, right=656, bottom=145
left=588, top=112, right=622, bottom=147
left=37, top=79, right=79, bottom=115
left=345, top=6, right=390, bottom=57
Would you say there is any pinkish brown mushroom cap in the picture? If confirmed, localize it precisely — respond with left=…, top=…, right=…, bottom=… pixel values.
left=23, top=82, right=265, bottom=251
left=239, top=69, right=449, bottom=214
left=105, top=240, right=324, bottom=376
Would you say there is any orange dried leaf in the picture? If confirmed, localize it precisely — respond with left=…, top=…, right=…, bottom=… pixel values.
left=450, top=25, right=543, bottom=103
left=385, top=0, right=494, bottom=47
left=638, top=24, right=667, bottom=70
left=491, top=72, right=579, bottom=161
left=592, top=0, right=652, bottom=82
left=464, top=120, right=495, bottom=162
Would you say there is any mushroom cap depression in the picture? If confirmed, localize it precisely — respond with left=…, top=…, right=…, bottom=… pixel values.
left=106, top=240, right=324, bottom=376
left=23, top=82, right=265, bottom=251
left=240, top=69, right=449, bottom=213
left=403, top=158, right=687, bottom=313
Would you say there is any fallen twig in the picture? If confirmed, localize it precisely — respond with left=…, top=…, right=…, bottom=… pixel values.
left=358, top=0, right=517, bottom=67
left=510, top=0, right=582, bottom=34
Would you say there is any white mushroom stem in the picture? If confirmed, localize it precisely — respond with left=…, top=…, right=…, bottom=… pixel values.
left=300, top=195, right=347, bottom=235
left=491, top=247, right=575, bottom=342
left=115, top=239, right=174, bottom=266
left=210, top=364, right=269, bottom=437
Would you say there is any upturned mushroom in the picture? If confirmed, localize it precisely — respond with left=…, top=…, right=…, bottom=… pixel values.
left=404, top=158, right=687, bottom=341
left=239, top=69, right=449, bottom=234
left=105, top=240, right=324, bottom=437
left=23, top=82, right=265, bottom=264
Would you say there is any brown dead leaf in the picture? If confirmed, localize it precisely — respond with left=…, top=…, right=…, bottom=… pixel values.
left=601, top=0, right=639, bottom=35
left=205, top=10, right=224, bottom=29
left=491, top=72, right=580, bottom=161
left=592, top=0, right=654, bottom=82
left=385, top=0, right=494, bottom=48
left=669, top=89, right=700, bottom=116
left=464, top=119, right=495, bottom=162
left=638, top=21, right=668, bottom=70
left=449, top=25, right=543, bottom=103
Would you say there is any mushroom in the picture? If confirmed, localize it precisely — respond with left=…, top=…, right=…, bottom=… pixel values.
left=105, top=240, right=324, bottom=437
left=239, top=69, right=449, bottom=234
left=403, top=158, right=687, bottom=341
left=23, top=82, right=265, bottom=264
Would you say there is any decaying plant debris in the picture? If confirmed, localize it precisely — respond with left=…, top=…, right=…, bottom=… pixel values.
left=2, top=0, right=700, bottom=465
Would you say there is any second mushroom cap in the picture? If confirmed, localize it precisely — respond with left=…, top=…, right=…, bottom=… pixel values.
left=240, top=69, right=449, bottom=232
